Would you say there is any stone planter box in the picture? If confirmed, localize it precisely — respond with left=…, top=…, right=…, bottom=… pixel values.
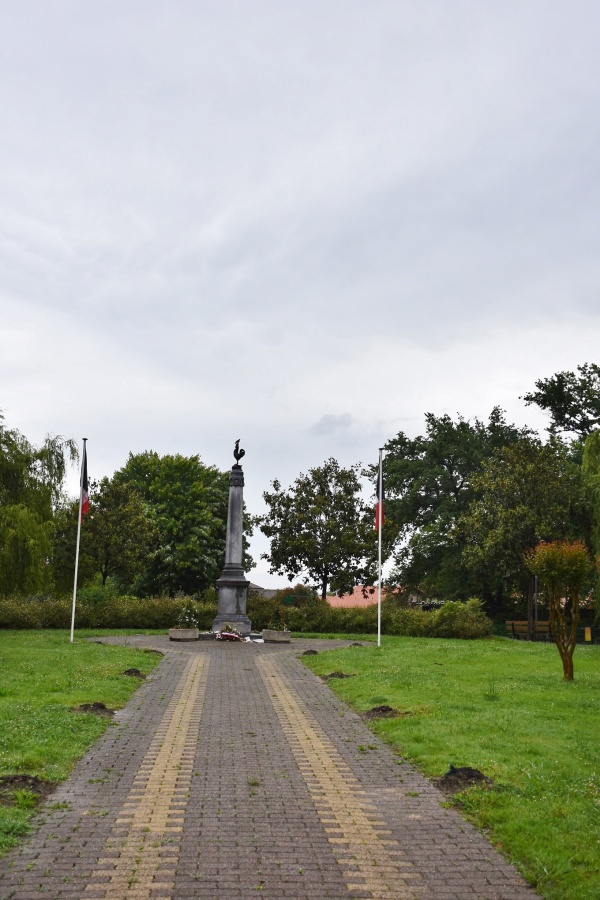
left=168, top=627, right=199, bottom=642
left=262, top=629, right=291, bottom=643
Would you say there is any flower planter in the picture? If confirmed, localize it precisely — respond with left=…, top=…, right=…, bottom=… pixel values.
left=168, top=627, right=199, bottom=642
left=262, top=629, right=291, bottom=643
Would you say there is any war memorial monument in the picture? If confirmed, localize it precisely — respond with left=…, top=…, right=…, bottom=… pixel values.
left=212, top=440, right=252, bottom=635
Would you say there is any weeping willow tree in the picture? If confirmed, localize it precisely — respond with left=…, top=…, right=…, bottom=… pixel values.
left=0, top=412, right=77, bottom=595
left=582, top=430, right=600, bottom=620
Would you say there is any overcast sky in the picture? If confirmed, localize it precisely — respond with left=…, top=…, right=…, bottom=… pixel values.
left=1, top=1, right=599, bottom=585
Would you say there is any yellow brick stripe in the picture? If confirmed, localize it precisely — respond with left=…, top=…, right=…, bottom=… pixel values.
left=86, top=654, right=208, bottom=899
left=256, top=655, right=425, bottom=899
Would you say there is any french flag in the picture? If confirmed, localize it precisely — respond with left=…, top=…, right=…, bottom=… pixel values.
left=375, top=465, right=384, bottom=530
left=80, top=443, right=89, bottom=521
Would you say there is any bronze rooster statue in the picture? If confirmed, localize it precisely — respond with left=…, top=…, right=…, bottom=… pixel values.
left=233, top=439, right=245, bottom=464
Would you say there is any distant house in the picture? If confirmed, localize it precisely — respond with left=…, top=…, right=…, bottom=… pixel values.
left=326, top=585, right=432, bottom=609
left=387, top=586, right=428, bottom=607
left=248, top=582, right=279, bottom=599
left=326, top=586, right=379, bottom=608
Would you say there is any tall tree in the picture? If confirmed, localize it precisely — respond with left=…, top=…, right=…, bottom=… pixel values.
left=459, top=438, right=588, bottom=610
left=0, top=412, right=76, bottom=595
left=581, top=430, right=600, bottom=613
left=113, top=451, right=243, bottom=595
left=522, top=363, right=600, bottom=436
left=259, top=458, right=376, bottom=601
left=382, top=408, right=529, bottom=600
left=53, top=478, right=158, bottom=592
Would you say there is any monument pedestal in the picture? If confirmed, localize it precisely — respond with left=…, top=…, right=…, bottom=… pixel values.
left=213, top=564, right=251, bottom=635
left=212, top=456, right=252, bottom=636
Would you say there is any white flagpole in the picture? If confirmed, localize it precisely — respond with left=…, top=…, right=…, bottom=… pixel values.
left=377, top=447, right=383, bottom=649
left=70, top=438, right=87, bottom=644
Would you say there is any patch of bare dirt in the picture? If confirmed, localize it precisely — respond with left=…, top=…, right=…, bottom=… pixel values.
left=321, top=671, right=355, bottom=681
left=0, top=775, right=57, bottom=805
left=434, top=765, right=493, bottom=795
left=362, top=705, right=398, bottom=720
left=302, top=649, right=318, bottom=656
left=71, top=702, right=115, bottom=717
left=122, top=668, right=145, bottom=678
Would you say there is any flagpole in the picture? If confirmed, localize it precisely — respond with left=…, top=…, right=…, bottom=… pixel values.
left=377, top=447, right=383, bottom=649
left=70, top=438, right=87, bottom=644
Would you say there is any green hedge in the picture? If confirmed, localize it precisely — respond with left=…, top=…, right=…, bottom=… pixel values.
left=0, top=595, right=492, bottom=640
left=0, top=596, right=217, bottom=630
left=247, top=595, right=492, bottom=639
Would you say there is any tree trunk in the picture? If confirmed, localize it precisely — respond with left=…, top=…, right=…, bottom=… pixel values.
left=527, top=577, right=534, bottom=641
left=550, top=600, right=577, bottom=681
left=321, top=570, right=329, bottom=603
left=562, top=652, right=574, bottom=681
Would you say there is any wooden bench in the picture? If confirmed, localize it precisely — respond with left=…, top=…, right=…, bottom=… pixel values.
left=506, top=620, right=553, bottom=641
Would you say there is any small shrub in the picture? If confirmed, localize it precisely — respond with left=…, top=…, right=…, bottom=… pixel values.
left=430, top=599, right=493, bottom=639
left=76, top=578, right=122, bottom=606
left=176, top=598, right=201, bottom=628
left=246, top=595, right=280, bottom=631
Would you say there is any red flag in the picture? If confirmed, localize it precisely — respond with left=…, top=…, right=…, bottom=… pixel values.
left=80, top=443, right=89, bottom=521
left=375, top=465, right=384, bottom=530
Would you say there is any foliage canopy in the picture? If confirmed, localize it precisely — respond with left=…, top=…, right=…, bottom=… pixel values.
left=522, top=362, right=600, bottom=436
left=382, top=408, right=529, bottom=603
left=259, top=458, right=377, bottom=601
left=113, top=451, right=247, bottom=596
left=53, top=478, right=158, bottom=593
left=460, top=437, right=589, bottom=606
left=0, top=413, right=76, bottom=596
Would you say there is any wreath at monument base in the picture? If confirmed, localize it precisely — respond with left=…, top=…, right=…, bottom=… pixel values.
left=215, top=623, right=244, bottom=642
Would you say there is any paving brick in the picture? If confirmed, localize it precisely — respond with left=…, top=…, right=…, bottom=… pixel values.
left=0, top=637, right=536, bottom=899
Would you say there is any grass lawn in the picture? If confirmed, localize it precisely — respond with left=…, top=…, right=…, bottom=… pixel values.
left=0, top=630, right=162, bottom=855
left=303, top=635, right=600, bottom=900
left=291, top=631, right=376, bottom=641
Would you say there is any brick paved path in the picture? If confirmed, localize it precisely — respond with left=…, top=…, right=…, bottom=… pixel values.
left=0, top=638, right=536, bottom=900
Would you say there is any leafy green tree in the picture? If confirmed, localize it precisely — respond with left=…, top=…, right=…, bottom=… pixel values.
left=113, top=451, right=242, bottom=596
left=522, top=363, right=600, bottom=436
left=0, top=504, right=54, bottom=596
left=526, top=540, right=592, bottom=680
left=459, top=438, right=587, bottom=611
left=268, top=584, right=320, bottom=607
left=53, top=478, right=158, bottom=592
left=259, top=458, right=377, bottom=601
left=0, top=413, right=76, bottom=595
left=581, top=430, right=600, bottom=616
left=382, top=408, right=529, bottom=600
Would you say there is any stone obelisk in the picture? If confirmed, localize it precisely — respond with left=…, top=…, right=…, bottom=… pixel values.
left=212, top=440, right=252, bottom=635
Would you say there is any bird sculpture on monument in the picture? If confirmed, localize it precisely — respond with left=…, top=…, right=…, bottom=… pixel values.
left=233, top=439, right=245, bottom=465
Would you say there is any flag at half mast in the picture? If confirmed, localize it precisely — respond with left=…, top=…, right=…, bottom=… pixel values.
left=80, top=443, right=89, bottom=521
left=375, top=464, right=384, bottom=530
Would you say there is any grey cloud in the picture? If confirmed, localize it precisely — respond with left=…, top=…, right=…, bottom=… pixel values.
left=308, top=414, right=356, bottom=437
left=1, top=1, right=600, bottom=584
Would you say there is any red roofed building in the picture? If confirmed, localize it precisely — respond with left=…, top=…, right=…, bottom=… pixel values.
left=326, top=586, right=379, bottom=608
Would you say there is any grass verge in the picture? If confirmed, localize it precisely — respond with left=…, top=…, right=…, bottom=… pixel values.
left=303, top=635, right=600, bottom=900
left=0, top=630, right=162, bottom=855
left=291, top=631, right=376, bottom=641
